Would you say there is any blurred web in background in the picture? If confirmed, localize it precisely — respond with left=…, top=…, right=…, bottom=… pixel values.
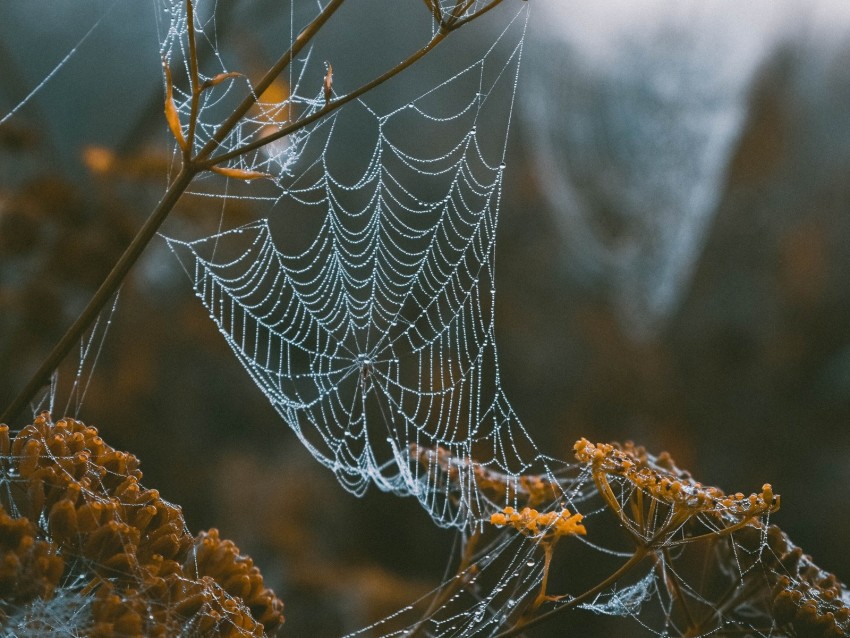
left=521, top=1, right=800, bottom=339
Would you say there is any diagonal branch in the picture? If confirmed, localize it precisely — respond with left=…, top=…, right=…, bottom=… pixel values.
left=202, top=0, right=507, bottom=167
left=0, top=166, right=198, bottom=425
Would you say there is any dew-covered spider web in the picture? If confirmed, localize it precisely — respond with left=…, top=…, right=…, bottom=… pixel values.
left=164, top=1, right=552, bottom=530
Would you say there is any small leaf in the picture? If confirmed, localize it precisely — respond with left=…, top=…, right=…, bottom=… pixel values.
left=200, top=71, right=243, bottom=92
left=323, top=63, right=333, bottom=105
left=163, top=60, right=187, bottom=151
left=211, top=165, right=270, bottom=181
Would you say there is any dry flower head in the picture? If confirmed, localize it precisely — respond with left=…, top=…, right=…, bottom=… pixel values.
left=0, top=413, right=284, bottom=636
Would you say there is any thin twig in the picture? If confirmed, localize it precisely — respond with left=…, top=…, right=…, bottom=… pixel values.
left=202, top=29, right=450, bottom=166
left=659, top=547, right=699, bottom=633
left=195, top=0, right=347, bottom=161
left=205, top=0, right=507, bottom=166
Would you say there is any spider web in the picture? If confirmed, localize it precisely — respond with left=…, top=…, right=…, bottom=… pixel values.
left=165, top=2, right=548, bottom=529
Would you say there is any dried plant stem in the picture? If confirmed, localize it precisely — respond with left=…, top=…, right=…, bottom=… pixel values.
left=184, top=0, right=202, bottom=157
left=203, top=28, right=450, bottom=166
left=205, top=0, right=506, bottom=166
left=195, top=0, right=346, bottom=161
left=659, top=548, right=699, bottom=634
left=0, top=166, right=196, bottom=424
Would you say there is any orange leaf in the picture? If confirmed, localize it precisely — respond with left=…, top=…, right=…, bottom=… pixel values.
left=201, top=72, right=243, bottom=91
left=211, top=166, right=270, bottom=181
left=163, top=60, right=187, bottom=151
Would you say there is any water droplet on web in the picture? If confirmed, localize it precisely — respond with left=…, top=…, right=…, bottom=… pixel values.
left=526, top=560, right=535, bottom=567
left=507, top=598, right=516, bottom=608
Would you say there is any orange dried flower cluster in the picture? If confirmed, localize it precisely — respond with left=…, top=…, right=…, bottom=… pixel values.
left=489, top=506, right=586, bottom=539
left=488, top=505, right=586, bottom=617
left=0, top=413, right=284, bottom=637
left=574, top=438, right=778, bottom=517
left=191, top=529, right=285, bottom=631
left=0, top=506, right=64, bottom=607
left=409, top=444, right=559, bottom=509
left=762, top=525, right=850, bottom=637
left=573, top=437, right=779, bottom=548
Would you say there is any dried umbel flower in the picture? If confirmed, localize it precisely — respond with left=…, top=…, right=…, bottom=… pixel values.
left=489, top=506, right=585, bottom=540
left=566, top=439, right=850, bottom=638
left=758, top=525, right=850, bottom=638
left=487, top=504, right=587, bottom=620
left=0, top=506, right=64, bottom=607
left=573, top=437, right=779, bottom=547
left=0, top=413, right=284, bottom=636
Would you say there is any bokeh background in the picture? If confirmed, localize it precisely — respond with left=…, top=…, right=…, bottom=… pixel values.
left=2, top=1, right=850, bottom=635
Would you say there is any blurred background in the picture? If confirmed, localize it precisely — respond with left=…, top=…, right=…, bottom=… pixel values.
left=2, top=1, right=850, bottom=635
